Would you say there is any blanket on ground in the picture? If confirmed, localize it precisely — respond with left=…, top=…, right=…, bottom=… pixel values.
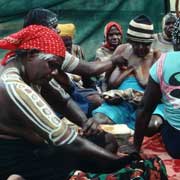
left=69, top=133, right=180, bottom=180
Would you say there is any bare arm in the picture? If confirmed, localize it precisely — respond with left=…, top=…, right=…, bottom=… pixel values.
left=5, top=83, right=140, bottom=173
left=71, top=54, right=128, bottom=76
left=41, top=79, right=99, bottom=133
left=55, top=135, right=140, bottom=173
left=71, top=59, right=114, bottom=76
left=108, top=66, right=134, bottom=89
left=134, top=76, right=162, bottom=151
left=176, top=0, right=180, bottom=17
left=107, top=44, right=133, bottom=89
left=2, top=70, right=140, bottom=173
left=41, top=80, right=86, bottom=125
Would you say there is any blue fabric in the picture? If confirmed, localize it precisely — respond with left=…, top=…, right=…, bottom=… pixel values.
left=152, top=103, right=164, bottom=119
left=70, top=82, right=99, bottom=116
left=71, top=87, right=89, bottom=115
left=92, top=76, right=164, bottom=129
left=93, top=101, right=164, bottom=130
left=117, top=76, right=144, bottom=91
left=57, top=81, right=97, bottom=118
left=93, top=101, right=136, bottom=129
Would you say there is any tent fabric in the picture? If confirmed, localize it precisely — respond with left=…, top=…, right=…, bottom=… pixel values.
left=0, top=0, right=168, bottom=61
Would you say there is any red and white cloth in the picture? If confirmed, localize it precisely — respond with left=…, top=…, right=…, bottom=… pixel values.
left=0, top=25, right=66, bottom=65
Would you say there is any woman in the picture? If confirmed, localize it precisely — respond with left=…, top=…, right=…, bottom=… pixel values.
left=93, top=15, right=164, bottom=136
left=0, top=24, right=141, bottom=180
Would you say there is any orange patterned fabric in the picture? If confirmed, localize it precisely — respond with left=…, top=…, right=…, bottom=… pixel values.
left=0, top=25, right=66, bottom=65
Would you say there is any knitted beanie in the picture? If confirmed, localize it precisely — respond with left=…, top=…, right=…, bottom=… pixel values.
left=127, top=15, right=154, bottom=43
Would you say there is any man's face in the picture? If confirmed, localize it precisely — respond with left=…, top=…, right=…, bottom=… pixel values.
left=107, top=26, right=122, bottom=48
left=131, top=41, right=151, bottom=57
left=164, top=17, right=176, bottom=39
left=26, top=52, right=62, bottom=85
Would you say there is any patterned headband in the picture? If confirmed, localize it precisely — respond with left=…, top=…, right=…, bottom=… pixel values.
left=172, top=17, right=180, bottom=45
left=47, top=17, right=58, bottom=27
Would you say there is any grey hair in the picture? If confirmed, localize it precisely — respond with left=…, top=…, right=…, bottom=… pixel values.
left=37, top=53, right=55, bottom=61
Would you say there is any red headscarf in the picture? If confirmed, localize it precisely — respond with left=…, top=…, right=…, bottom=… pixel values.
left=103, top=21, right=123, bottom=50
left=0, top=25, right=66, bottom=65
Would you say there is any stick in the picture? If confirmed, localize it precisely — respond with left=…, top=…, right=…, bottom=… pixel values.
left=176, top=0, right=179, bottom=17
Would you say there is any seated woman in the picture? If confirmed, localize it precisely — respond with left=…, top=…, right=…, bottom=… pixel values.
left=0, top=24, right=140, bottom=179
left=93, top=21, right=123, bottom=92
left=151, top=12, right=176, bottom=53
left=92, top=15, right=164, bottom=136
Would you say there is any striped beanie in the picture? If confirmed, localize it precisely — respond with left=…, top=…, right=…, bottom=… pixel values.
left=127, top=15, right=154, bottom=43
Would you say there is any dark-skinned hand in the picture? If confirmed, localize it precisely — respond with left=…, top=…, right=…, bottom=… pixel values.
left=81, top=117, right=103, bottom=137
left=104, top=95, right=123, bottom=105
left=111, top=54, right=128, bottom=68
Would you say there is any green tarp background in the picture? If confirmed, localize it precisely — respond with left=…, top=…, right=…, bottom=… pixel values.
left=0, top=0, right=169, bottom=61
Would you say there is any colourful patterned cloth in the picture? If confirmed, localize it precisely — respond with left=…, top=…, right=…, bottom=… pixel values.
left=69, top=134, right=180, bottom=180
left=69, top=156, right=167, bottom=180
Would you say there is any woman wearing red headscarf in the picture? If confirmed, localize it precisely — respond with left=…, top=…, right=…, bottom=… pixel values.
left=93, top=21, right=123, bottom=92
left=96, top=21, right=123, bottom=62
left=0, top=24, right=141, bottom=180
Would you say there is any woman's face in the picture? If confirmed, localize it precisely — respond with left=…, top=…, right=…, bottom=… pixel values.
left=164, top=17, right=176, bottom=38
left=25, top=52, right=63, bottom=85
left=131, top=41, right=151, bottom=57
left=107, top=26, right=122, bottom=48
left=164, top=16, right=176, bottom=39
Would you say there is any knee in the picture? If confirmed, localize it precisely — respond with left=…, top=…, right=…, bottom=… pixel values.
left=93, top=112, right=114, bottom=124
left=87, top=94, right=104, bottom=108
left=149, top=115, right=163, bottom=128
left=145, top=115, right=163, bottom=137
left=88, top=132, right=118, bottom=153
left=104, top=133, right=118, bottom=153
left=7, top=175, right=25, bottom=180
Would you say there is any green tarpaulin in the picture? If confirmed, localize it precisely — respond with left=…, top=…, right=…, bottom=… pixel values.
left=0, top=0, right=169, bottom=60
